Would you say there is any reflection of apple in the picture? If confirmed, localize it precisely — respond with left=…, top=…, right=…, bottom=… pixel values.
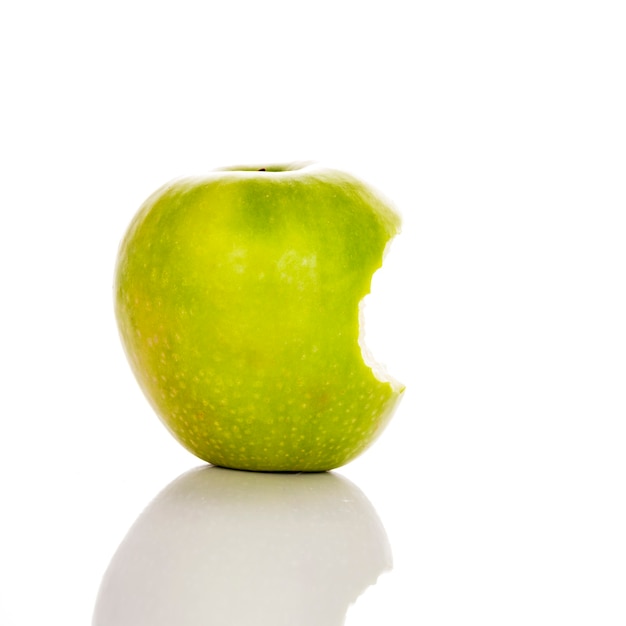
left=93, top=466, right=392, bottom=626
left=115, top=163, right=404, bottom=471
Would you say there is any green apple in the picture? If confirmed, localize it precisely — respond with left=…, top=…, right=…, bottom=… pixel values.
left=114, top=162, right=404, bottom=471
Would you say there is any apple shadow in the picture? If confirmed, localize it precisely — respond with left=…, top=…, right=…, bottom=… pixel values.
left=92, top=466, right=392, bottom=626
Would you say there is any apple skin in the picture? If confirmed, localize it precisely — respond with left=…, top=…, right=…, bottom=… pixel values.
left=115, top=162, right=404, bottom=471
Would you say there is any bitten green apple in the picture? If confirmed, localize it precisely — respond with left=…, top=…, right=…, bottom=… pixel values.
left=115, top=162, right=404, bottom=471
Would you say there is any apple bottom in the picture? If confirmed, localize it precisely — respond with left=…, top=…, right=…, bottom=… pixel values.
left=145, top=369, right=404, bottom=472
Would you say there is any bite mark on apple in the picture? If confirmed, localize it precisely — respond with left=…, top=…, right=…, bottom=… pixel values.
left=357, top=241, right=405, bottom=394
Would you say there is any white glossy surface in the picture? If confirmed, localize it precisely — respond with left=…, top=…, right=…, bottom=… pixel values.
left=2, top=1, right=625, bottom=624
left=94, top=467, right=391, bottom=626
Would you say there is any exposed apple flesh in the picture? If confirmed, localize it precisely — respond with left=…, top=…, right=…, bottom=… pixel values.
left=115, top=163, right=404, bottom=471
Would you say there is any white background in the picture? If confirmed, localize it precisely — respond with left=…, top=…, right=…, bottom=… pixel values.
left=1, top=1, right=625, bottom=624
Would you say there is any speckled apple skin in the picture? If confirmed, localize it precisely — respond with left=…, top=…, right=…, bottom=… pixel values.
left=115, top=164, right=404, bottom=471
